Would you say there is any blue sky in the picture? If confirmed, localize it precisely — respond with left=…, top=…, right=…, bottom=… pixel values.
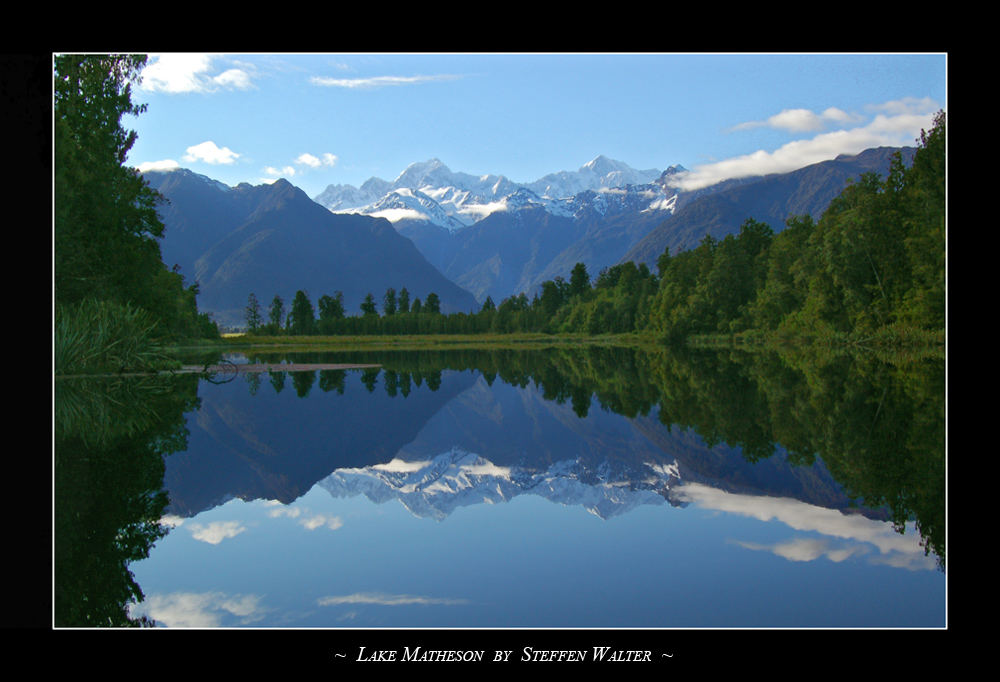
left=126, top=53, right=947, bottom=198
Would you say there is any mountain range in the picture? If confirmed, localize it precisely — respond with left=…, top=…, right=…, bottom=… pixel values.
left=144, top=169, right=481, bottom=328
left=144, top=147, right=913, bottom=327
left=312, top=149, right=913, bottom=304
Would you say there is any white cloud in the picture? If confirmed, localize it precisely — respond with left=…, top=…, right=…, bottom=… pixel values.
left=763, top=109, right=824, bottom=132
left=296, top=153, right=322, bottom=168
left=183, top=140, right=240, bottom=165
left=670, top=99, right=941, bottom=191
left=869, top=96, right=939, bottom=116
left=188, top=520, right=246, bottom=545
left=264, top=165, right=296, bottom=177
left=820, top=107, right=857, bottom=125
left=213, top=68, right=252, bottom=90
left=295, top=153, right=337, bottom=168
left=139, top=54, right=254, bottom=94
left=309, top=74, right=460, bottom=89
left=371, top=207, right=430, bottom=222
left=135, top=159, right=180, bottom=172
left=732, top=107, right=865, bottom=134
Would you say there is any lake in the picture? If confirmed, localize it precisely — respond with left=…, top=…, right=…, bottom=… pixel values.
left=54, top=344, right=945, bottom=630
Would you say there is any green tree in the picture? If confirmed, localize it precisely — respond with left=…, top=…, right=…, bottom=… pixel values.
left=383, top=288, right=397, bottom=316
left=539, top=277, right=568, bottom=318
left=569, top=262, right=590, bottom=299
left=899, top=111, right=945, bottom=329
left=289, top=290, right=316, bottom=335
left=398, top=287, right=411, bottom=314
left=318, top=291, right=345, bottom=333
left=268, top=294, right=285, bottom=334
left=54, top=54, right=213, bottom=341
left=54, top=54, right=160, bottom=305
left=245, top=293, right=262, bottom=333
left=424, top=292, right=441, bottom=314
left=361, top=293, right=378, bottom=316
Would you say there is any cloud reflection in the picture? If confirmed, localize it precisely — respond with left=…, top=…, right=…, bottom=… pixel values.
left=676, top=482, right=936, bottom=571
left=317, top=592, right=470, bottom=607
left=129, top=591, right=266, bottom=628
left=267, top=502, right=343, bottom=531
left=187, top=520, right=246, bottom=545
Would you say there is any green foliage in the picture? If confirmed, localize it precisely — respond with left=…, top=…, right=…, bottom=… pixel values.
left=267, top=294, right=285, bottom=334
left=245, top=293, right=262, bottom=333
left=317, top=291, right=346, bottom=334
left=55, top=299, right=173, bottom=375
left=361, top=292, right=378, bottom=316
left=54, top=54, right=216, bottom=342
left=647, top=113, right=944, bottom=343
left=424, top=292, right=441, bottom=314
left=568, top=262, right=591, bottom=299
left=289, top=290, right=316, bottom=335
left=383, top=288, right=397, bottom=316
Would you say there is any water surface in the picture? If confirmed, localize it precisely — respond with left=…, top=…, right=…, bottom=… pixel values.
left=54, top=345, right=945, bottom=629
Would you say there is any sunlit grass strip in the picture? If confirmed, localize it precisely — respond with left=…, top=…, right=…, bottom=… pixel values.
left=214, top=331, right=666, bottom=351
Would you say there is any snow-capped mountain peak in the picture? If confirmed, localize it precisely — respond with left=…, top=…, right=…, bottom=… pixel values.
left=313, top=156, right=678, bottom=231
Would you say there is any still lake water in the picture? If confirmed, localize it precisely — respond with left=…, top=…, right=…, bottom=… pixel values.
left=54, top=345, right=945, bottom=629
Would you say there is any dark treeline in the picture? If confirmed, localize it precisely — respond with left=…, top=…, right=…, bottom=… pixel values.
left=55, top=55, right=219, bottom=374
left=249, top=111, right=944, bottom=344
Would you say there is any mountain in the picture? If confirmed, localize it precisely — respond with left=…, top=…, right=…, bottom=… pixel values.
left=315, top=155, right=669, bottom=229
left=314, top=156, right=680, bottom=302
left=145, top=169, right=480, bottom=328
left=314, top=150, right=914, bottom=304
left=525, top=154, right=664, bottom=198
left=623, top=146, right=917, bottom=267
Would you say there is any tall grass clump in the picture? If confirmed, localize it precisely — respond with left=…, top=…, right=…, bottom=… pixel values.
left=55, top=299, right=173, bottom=376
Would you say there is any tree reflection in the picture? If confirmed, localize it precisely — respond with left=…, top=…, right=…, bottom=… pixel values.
left=247, top=345, right=944, bottom=568
left=54, top=375, right=200, bottom=626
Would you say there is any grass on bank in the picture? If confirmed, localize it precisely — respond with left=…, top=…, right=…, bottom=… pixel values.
left=55, top=299, right=180, bottom=376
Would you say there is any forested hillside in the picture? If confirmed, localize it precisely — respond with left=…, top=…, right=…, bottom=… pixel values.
left=264, top=111, right=944, bottom=345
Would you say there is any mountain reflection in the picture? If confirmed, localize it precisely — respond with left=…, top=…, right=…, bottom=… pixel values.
left=171, top=345, right=944, bottom=568
left=54, top=344, right=945, bottom=626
